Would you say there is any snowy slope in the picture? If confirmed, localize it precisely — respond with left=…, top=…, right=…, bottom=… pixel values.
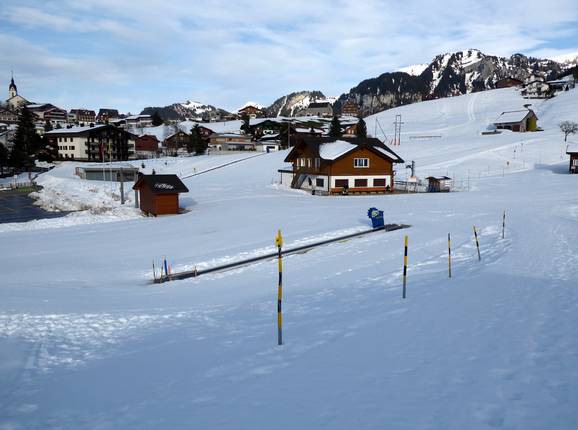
left=2, top=88, right=578, bottom=428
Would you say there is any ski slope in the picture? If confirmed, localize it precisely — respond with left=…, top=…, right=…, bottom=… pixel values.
left=1, top=88, right=578, bottom=429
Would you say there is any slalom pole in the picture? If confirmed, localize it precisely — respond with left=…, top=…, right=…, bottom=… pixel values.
left=448, top=233, right=452, bottom=278
left=275, top=230, right=284, bottom=345
left=152, top=260, right=156, bottom=282
left=402, top=235, right=408, bottom=298
left=473, top=226, right=481, bottom=261
left=164, top=257, right=168, bottom=280
left=502, top=210, right=506, bottom=239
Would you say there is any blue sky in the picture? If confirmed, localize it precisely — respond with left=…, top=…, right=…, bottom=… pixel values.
left=2, top=0, right=578, bottom=114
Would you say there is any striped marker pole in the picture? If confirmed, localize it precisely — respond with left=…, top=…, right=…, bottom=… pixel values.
left=502, top=210, right=506, bottom=239
left=448, top=233, right=452, bottom=278
left=473, top=226, right=481, bottom=261
left=275, top=230, right=284, bottom=346
left=402, top=235, right=408, bottom=299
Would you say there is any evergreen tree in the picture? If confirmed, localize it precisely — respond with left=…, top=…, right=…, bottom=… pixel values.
left=0, top=144, right=8, bottom=175
left=240, top=113, right=251, bottom=134
left=188, top=125, right=207, bottom=155
left=328, top=115, right=343, bottom=138
left=9, top=107, right=40, bottom=168
left=151, top=111, right=163, bottom=127
left=573, top=66, right=578, bottom=81
left=36, top=134, right=59, bottom=162
left=356, top=117, right=367, bottom=138
left=44, top=120, right=53, bottom=133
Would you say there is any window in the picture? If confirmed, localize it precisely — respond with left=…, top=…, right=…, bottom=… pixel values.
left=316, top=178, right=324, bottom=187
left=335, top=179, right=349, bottom=188
left=354, top=158, right=369, bottom=168
left=70, top=146, right=75, bottom=150
left=354, top=178, right=368, bottom=187
left=373, top=178, right=386, bottom=187
left=307, top=158, right=312, bottom=168
left=58, top=137, right=62, bottom=142
left=314, top=158, right=320, bottom=169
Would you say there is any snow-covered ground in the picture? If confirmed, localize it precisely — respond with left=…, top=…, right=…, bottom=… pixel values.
left=1, top=87, right=578, bottom=429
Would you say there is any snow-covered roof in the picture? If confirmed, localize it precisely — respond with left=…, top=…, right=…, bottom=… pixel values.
left=566, top=143, right=578, bottom=154
left=494, top=110, right=532, bottom=124
left=126, top=114, right=151, bottom=120
left=45, top=124, right=107, bottom=135
left=319, top=140, right=357, bottom=160
left=237, top=101, right=264, bottom=112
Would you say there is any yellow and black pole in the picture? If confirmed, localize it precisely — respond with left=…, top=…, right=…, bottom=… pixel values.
left=448, top=233, right=452, bottom=278
left=402, top=235, right=408, bottom=298
left=275, top=229, right=284, bottom=345
left=473, top=226, right=481, bottom=261
left=502, top=210, right=506, bottom=239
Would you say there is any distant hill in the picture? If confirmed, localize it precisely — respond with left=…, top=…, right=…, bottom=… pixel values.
left=264, top=90, right=332, bottom=117
left=141, top=100, right=230, bottom=121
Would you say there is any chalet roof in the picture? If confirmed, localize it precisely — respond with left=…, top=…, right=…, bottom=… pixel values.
left=45, top=124, right=108, bottom=135
left=285, top=136, right=404, bottom=164
left=133, top=174, right=189, bottom=194
left=494, top=109, right=535, bottom=124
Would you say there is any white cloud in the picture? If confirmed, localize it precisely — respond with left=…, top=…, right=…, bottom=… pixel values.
left=1, top=0, right=578, bottom=112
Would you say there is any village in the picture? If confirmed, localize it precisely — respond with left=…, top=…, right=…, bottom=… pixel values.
left=2, top=5, right=578, bottom=423
left=1, top=70, right=577, bottom=217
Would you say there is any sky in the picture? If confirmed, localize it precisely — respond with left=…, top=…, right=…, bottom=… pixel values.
left=2, top=0, right=578, bottom=114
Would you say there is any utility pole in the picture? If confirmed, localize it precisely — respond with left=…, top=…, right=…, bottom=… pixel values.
left=393, top=114, right=404, bottom=145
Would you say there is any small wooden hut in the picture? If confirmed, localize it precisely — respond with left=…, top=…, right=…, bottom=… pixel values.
left=566, top=144, right=578, bottom=174
left=426, top=176, right=451, bottom=192
left=133, top=174, right=189, bottom=215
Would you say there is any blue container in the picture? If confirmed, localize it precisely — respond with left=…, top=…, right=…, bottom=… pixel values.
left=367, top=207, right=384, bottom=229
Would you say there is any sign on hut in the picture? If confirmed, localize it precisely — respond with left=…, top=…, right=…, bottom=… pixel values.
left=426, top=176, right=451, bottom=192
left=132, top=174, right=189, bottom=216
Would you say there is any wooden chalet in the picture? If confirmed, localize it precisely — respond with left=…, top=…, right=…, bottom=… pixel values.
left=133, top=174, right=189, bottom=216
left=495, top=77, right=523, bottom=89
left=340, top=100, right=360, bottom=117
left=280, top=136, right=404, bottom=195
left=163, top=130, right=190, bottom=155
left=566, top=144, right=578, bottom=174
left=493, top=109, right=538, bottom=132
left=135, top=134, right=160, bottom=158
left=238, top=105, right=264, bottom=118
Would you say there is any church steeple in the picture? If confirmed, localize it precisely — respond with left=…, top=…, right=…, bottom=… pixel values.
left=8, top=71, right=17, bottom=99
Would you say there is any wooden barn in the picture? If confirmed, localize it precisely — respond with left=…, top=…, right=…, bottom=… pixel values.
left=280, top=136, right=404, bottom=195
left=495, top=77, right=523, bottom=88
left=566, top=144, right=578, bottom=174
left=133, top=174, right=189, bottom=216
left=493, top=109, right=538, bottom=132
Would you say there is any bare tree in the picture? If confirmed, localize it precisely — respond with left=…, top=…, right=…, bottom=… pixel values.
left=560, top=121, right=578, bottom=142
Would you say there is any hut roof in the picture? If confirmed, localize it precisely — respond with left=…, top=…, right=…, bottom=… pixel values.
left=133, top=174, right=189, bottom=194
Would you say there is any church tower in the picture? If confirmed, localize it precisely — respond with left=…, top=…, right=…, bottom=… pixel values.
left=8, top=72, right=17, bottom=99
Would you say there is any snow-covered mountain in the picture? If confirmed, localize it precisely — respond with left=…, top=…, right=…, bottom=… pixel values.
left=264, top=90, right=331, bottom=117
left=335, top=49, right=572, bottom=116
left=397, top=64, right=428, bottom=76
left=141, top=100, right=230, bottom=121
left=549, top=51, right=578, bottom=66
